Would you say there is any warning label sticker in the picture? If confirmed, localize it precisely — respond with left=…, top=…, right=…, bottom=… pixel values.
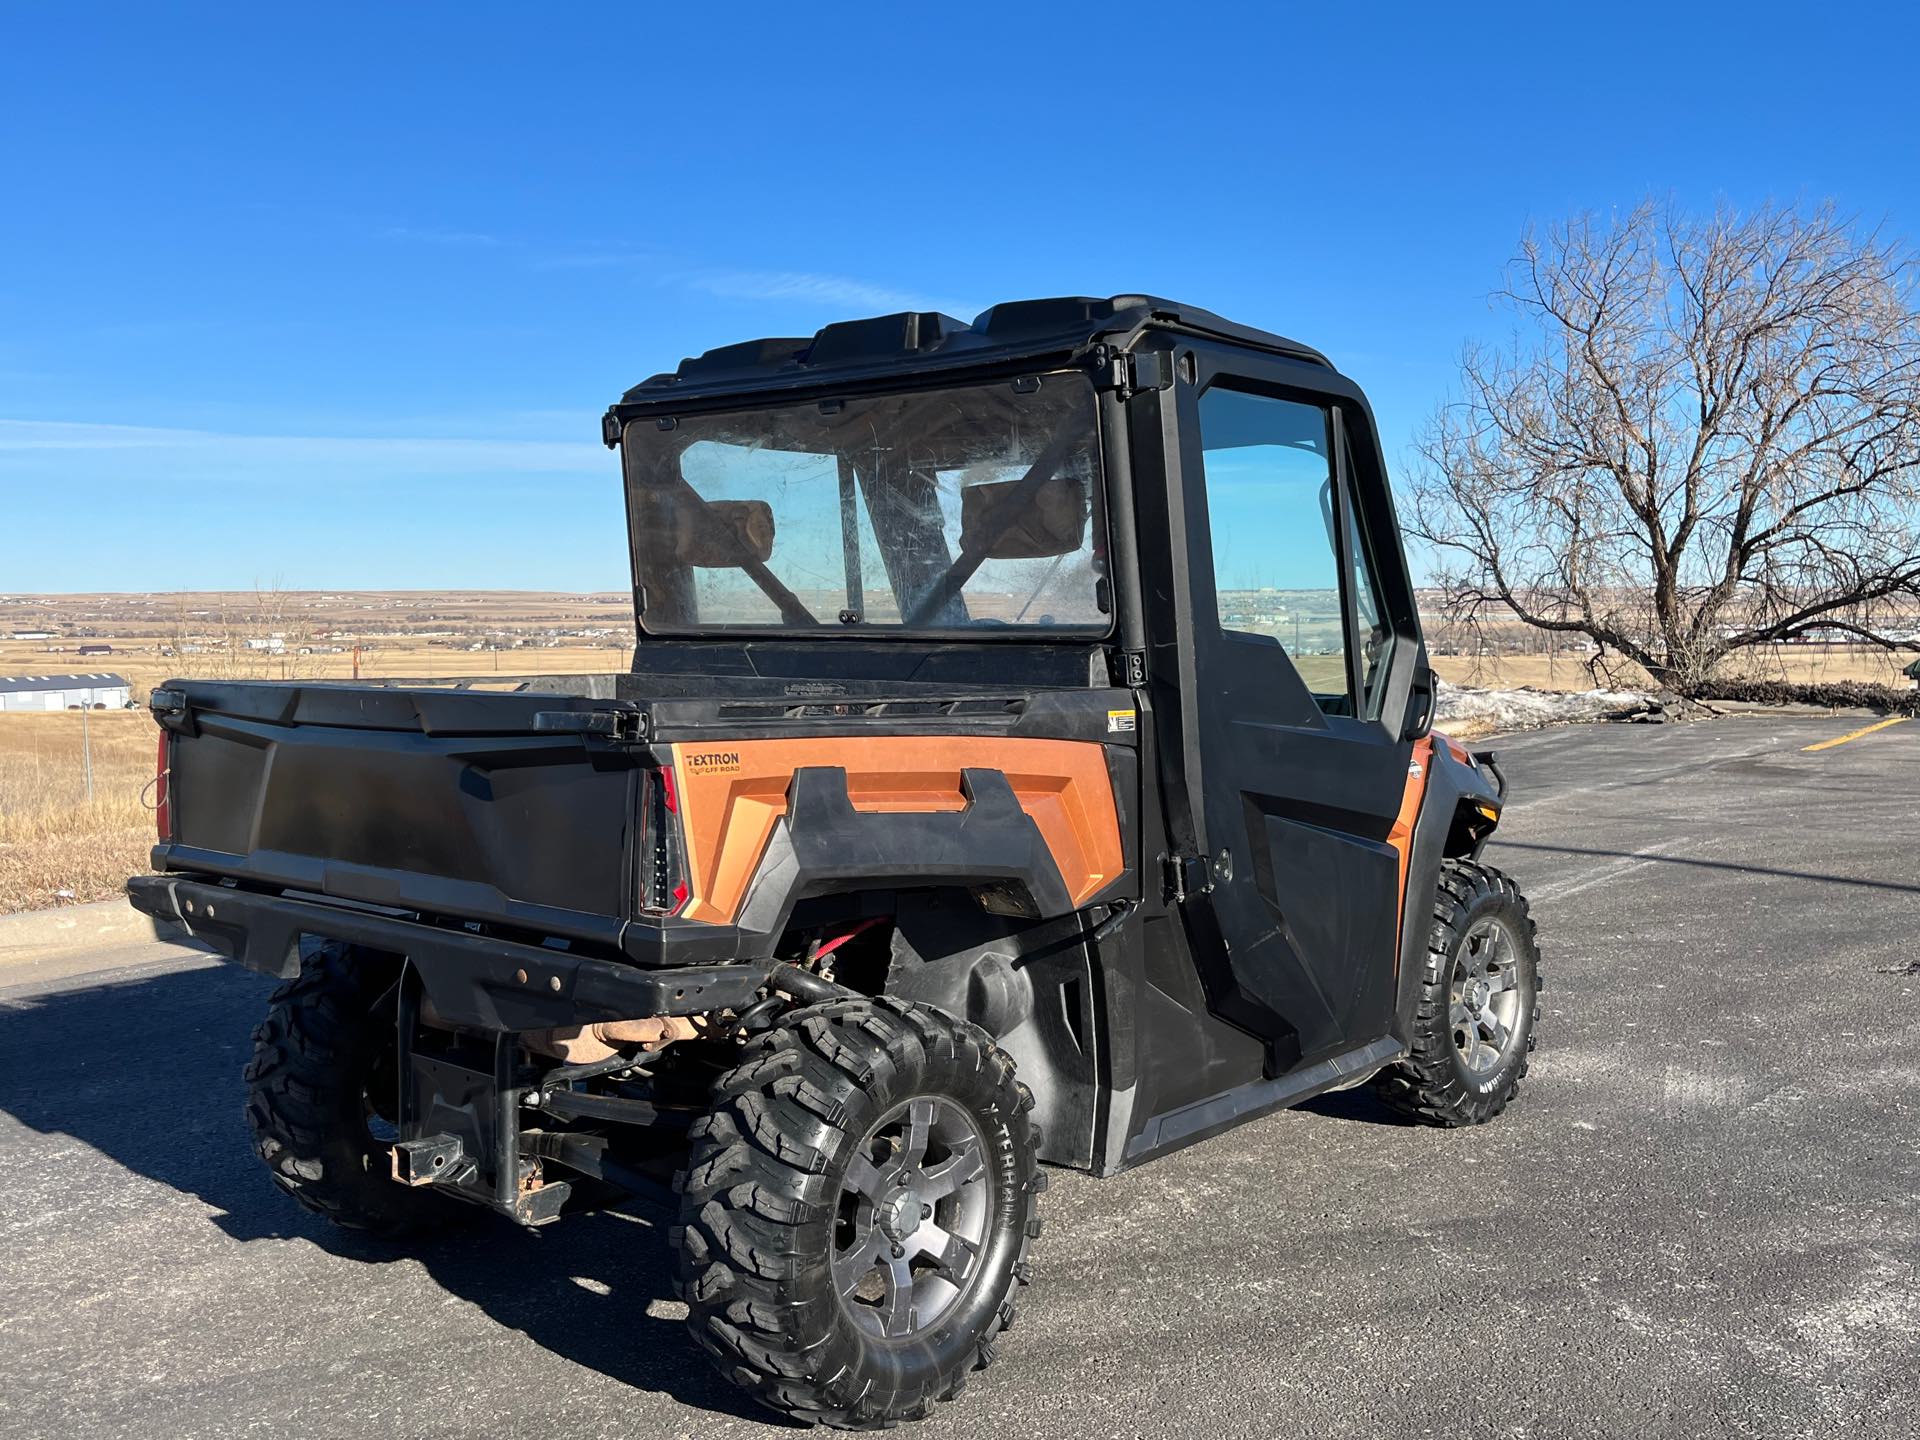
left=1107, top=709, right=1138, bottom=734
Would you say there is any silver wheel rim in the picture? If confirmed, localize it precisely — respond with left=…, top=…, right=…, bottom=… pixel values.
left=831, top=1096, right=992, bottom=1341
left=1450, top=915, right=1525, bottom=1076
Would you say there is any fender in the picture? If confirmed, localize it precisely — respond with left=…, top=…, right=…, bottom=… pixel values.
left=1390, top=733, right=1506, bottom=1045
left=736, top=765, right=1074, bottom=933
left=881, top=897, right=1102, bottom=1171
left=667, top=734, right=1129, bottom=938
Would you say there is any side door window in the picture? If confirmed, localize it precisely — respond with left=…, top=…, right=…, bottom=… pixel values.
left=1198, top=385, right=1395, bottom=716
left=1338, top=437, right=1396, bottom=718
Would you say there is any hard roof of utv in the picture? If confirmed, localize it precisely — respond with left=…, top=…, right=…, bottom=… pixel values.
left=607, top=295, right=1331, bottom=428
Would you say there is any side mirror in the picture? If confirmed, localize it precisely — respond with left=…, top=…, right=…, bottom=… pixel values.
left=634, top=493, right=776, bottom=567
left=959, top=475, right=1086, bottom=560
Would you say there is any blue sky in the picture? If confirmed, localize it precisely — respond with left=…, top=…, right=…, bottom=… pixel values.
left=4, top=2, right=1918, bottom=593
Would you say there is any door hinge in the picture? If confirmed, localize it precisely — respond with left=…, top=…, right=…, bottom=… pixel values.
left=532, top=708, right=650, bottom=744
left=1109, top=649, right=1147, bottom=687
left=1163, top=848, right=1233, bottom=904
left=1099, top=349, right=1173, bottom=400
left=1162, top=851, right=1213, bottom=904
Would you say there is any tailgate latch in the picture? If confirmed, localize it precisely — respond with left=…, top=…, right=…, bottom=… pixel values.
left=532, top=709, right=650, bottom=744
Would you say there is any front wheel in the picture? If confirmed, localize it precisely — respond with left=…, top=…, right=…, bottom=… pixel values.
left=1375, top=860, right=1542, bottom=1126
left=674, top=995, right=1043, bottom=1429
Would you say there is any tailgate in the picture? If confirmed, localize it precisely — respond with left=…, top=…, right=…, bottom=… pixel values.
left=153, top=680, right=644, bottom=948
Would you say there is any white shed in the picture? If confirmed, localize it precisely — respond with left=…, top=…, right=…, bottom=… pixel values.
left=0, top=672, right=134, bottom=711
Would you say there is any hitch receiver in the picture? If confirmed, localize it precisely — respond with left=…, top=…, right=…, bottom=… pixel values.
left=391, top=1133, right=471, bottom=1187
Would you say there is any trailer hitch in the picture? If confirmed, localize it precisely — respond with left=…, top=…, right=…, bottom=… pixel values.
left=391, top=1133, right=474, bottom=1188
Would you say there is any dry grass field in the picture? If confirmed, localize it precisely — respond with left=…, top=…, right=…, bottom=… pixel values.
left=0, top=711, right=155, bottom=913
left=0, top=589, right=634, bottom=705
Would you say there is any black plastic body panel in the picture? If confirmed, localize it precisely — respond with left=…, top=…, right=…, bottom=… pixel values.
left=608, top=294, right=1329, bottom=424
left=154, top=679, right=641, bottom=951
left=884, top=898, right=1102, bottom=1171
left=738, top=766, right=1073, bottom=931
left=127, top=874, right=770, bottom=1030
left=621, top=640, right=1103, bottom=694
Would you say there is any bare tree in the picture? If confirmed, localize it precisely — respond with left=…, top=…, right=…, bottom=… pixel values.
left=1411, top=200, right=1920, bottom=691
left=160, top=586, right=313, bottom=682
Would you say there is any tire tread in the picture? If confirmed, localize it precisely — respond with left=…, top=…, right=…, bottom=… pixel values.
left=1375, top=859, right=1542, bottom=1127
left=243, top=942, right=456, bottom=1237
left=674, top=995, right=1040, bottom=1430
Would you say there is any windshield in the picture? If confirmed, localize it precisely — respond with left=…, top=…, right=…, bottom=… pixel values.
left=621, top=373, right=1108, bottom=635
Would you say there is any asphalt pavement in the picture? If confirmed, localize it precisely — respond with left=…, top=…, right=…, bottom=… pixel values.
left=1, top=714, right=1915, bottom=1439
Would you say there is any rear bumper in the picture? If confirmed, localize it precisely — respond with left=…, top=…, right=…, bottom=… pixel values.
left=126, top=874, right=770, bottom=1031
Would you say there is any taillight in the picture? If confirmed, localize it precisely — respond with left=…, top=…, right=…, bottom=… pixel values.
left=154, top=730, right=172, bottom=842
left=641, top=766, right=687, bottom=915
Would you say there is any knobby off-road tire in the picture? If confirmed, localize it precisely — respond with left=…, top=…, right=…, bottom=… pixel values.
left=1376, top=859, right=1541, bottom=1127
left=674, top=995, right=1043, bottom=1429
left=243, top=941, right=460, bottom=1237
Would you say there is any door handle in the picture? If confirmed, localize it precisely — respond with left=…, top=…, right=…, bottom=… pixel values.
left=1404, top=670, right=1435, bottom=740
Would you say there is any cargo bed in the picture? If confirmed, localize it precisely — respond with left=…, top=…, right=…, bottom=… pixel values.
left=147, top=679, right=649, bottom=956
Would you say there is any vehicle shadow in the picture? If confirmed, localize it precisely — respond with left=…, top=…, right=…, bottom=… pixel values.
left=0, top=958, right=781, bottom=1426
left=1295, top=1084, right=1421, bottom=1127
left=1493, top=838, right=1920, bottom=895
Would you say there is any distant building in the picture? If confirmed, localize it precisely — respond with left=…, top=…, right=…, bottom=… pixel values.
left=0, top=673, right=133, bottom=711
left=8, top=630, right=54, bottom=641
left=77, top=643, right=113, bottom=656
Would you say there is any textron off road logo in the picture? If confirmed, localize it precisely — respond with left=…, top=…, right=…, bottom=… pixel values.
left=684, top=750, right=741, bottom=773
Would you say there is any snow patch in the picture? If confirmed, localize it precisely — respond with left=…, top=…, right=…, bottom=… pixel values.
left=1433, top=679, right=1663, bottom=737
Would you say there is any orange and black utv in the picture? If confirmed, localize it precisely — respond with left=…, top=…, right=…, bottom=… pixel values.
left=129, top=296, right=1539, bottom=1429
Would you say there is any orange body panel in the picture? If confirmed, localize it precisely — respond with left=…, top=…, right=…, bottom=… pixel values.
left=1386, top=735, right=1436, bottom=970
left=667, top=736, right=1127, bottom=925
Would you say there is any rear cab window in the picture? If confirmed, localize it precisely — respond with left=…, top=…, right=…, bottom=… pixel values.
left=621, top=375, right=1110, bottom=637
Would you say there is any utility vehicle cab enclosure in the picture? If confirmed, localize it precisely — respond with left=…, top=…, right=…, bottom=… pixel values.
left=129, top=297, right=1537, bottom=1430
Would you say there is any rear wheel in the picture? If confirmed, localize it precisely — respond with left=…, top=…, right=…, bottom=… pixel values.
left=1376, top=860, right=1541, bottom=1126
left=674, top=995, right=1042, bottom=1429
left=243, top=941, right=462, bottom=1237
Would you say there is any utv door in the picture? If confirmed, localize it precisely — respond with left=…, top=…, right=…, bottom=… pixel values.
left=1151, top=342, right=1426, bottom=1072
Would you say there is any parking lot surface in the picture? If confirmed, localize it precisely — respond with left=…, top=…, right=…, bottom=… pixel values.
left=2, top=714, right=1916, bottom=1439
